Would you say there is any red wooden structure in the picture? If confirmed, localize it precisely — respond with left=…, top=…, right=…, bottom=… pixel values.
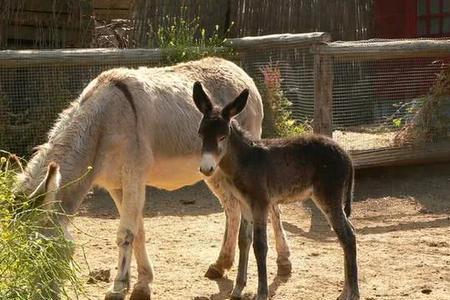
left=375, top=0, right=450, bottom=38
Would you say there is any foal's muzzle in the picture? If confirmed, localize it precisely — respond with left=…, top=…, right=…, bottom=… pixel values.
left=199, top=153, right=217, bottom=177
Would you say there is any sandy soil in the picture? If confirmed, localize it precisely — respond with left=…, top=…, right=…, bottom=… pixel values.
left=70, top=163, right=450, bottom=300
left=333, top=130, right=396, bottom=151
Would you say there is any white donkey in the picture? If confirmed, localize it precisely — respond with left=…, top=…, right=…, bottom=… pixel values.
left=15, top=57, right=291, bottom=300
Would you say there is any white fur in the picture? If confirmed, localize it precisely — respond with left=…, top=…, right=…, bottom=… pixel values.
left=15, top=57, right=264, bottom=299
left=200, top=153, right=217, bottom=175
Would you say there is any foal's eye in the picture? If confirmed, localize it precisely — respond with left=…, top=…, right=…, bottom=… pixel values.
left=218, top=136, right=226, bottom=141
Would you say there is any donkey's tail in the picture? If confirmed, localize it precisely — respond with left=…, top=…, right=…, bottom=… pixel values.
left=344, top=164, right=355, bottom=218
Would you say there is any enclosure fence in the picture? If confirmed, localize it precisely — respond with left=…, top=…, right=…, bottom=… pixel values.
left=1, top=33, right=449, bottom=167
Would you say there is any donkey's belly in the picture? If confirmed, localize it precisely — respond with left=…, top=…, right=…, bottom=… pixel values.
left=147, top=155, right=203, bottom=191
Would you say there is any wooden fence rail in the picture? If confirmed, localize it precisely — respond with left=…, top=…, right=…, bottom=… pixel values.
left=0, top=33, right=449, bottom=168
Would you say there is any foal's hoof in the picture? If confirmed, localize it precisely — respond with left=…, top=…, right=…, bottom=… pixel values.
left=130, top=284, right=151, bottom=300
left=277, top=260, right=292, bottom=276
left=204, top=264, right=224, bottom=279
left=104, top=291, right=126, bottom=300
left=337, top=290, right=360, bottom=300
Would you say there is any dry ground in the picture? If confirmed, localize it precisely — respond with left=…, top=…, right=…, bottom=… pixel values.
left=71, top=163, right=450, bottom=300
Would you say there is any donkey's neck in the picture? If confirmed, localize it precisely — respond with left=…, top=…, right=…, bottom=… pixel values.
left=20, top=101, right=101, bottom=215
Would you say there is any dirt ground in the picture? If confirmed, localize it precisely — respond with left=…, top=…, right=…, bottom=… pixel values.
left=71, top=163, right=450, bottom=300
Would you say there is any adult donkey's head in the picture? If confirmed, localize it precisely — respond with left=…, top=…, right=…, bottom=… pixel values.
left=193, top=81, right=249, bottom=176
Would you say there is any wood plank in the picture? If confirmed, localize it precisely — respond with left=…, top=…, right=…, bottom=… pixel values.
left=6, top=25, right=86, bottom=45
left=313, top=39, right=450, bottom=60
left=93, top=8, right=130, bottom=20
left=350, top=140, right=450, bottom=169
left=8, top=11, right=91, bottom=29
left=225, top=32, right=331, bottom=49
left=10, top=1, right=74, bottom=13
left=313, top=54, right=334, bottom=137
left=93, top=0, right=130, bottom=10
left=0, top=48, right=162, bottom=67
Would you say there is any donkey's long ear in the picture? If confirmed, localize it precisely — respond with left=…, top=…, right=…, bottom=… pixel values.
left=222, top=89, right=249, bottom=120
left=29, top=162, right=61, bottom=208
left=193, top=81, right=213, bottom=115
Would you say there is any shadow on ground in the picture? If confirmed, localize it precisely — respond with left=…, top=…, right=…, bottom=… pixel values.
left=78, top=181, right=220, bottom=218
left=79, top=163, right=450, bottom=223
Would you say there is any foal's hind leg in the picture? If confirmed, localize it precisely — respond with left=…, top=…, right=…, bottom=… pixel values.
left=204, top=173, right=241, bottom=279
left=269, top=204, right=292, bottom=276
left=312, top=195, right=359, bottom=300
left=105, top=177, right=147, bottom=300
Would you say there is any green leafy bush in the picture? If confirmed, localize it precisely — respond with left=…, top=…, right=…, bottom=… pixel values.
left=0, top=154, right=84, bottom=300
left=154, top=7, right=233, bottom=64
left=260, top=64, right=311, bottom=138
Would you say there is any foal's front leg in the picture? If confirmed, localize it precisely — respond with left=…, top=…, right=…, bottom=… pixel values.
left=253, top=206, right=269, bottom=300
left=230, top=216, right=253, bottom=299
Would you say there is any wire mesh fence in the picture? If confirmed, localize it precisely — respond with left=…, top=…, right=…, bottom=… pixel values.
left=332, top=56, right=450, bottom=151
left=0, top=51, right=162, bottom=156
left=1, top=35, right=449, bottom=167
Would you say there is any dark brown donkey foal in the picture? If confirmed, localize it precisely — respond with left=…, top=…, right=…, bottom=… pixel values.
left=193, top=82, right=359, bottom=300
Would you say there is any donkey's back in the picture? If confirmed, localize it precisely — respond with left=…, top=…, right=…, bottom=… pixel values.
left=87, top=57, right=263, bottom=191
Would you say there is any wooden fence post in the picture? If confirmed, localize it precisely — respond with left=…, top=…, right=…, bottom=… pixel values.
left=311, top=51, right=334, bottom=232
left=313, top=53, right=333, bottom=137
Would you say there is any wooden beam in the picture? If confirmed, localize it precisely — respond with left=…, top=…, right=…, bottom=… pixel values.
left=0, top=48, right=162, bottom=67
left=312, top=39, right=450, bottom=60
left=350, top=140, right=450, bottom=169
left=313, top=54, right=333, bottom=137
left=225, top=32, right=331, bottom=50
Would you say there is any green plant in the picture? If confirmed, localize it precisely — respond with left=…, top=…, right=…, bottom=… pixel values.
left=0, top=153, right=85, bottom=299
left=154, top=7, right=233, bottom=64
left=260, top=63, right=311, bottom=138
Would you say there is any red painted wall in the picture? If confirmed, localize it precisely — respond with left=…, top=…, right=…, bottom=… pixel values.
left=375, top=0, right=417, bottom=38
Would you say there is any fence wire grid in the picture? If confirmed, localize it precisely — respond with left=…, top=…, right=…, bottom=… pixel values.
left=0, top=55, right=162, bottom=156
left=332, top=55, right=450, bottom=151
left=1, top=39, right=449, bottom=158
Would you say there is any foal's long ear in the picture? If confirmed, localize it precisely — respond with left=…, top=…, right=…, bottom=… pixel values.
left=193, top=81, right=213, bottom=115
left=222, top=89, right=249, bottom=120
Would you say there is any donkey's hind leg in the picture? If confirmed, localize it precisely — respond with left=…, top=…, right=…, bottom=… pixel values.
left=105, top=176, right=147, bottom=300
left=312, top=194, right=359, bottom=300
left=269, top=204, right=292, bottom=276
left=204, top=173, right=241, bottom=279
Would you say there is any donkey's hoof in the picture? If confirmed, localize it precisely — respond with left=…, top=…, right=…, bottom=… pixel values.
left=104, top=291, right=126, bottom=300
left=204, top=264, right=224, bottom=279
left=277, top=261, right=292, bottom=276
left=130, top=284, right=151, bottom=300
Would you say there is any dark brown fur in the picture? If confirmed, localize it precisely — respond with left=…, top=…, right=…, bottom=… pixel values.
left=193, top=81, right=360, bottom=300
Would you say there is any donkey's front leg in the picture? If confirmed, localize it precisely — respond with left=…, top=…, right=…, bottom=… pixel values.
left=204, top=174, right=241, bottom=279
left=105, top=181, right=146, bottom=300
left=230, top=216, right=253, bottom=299
left=253, top=206, right=269, bottom=300
left=270, top=204, right=292, bottom=276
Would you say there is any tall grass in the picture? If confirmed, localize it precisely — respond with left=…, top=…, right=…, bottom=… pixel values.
left=0, top=153, right=84, bottom=299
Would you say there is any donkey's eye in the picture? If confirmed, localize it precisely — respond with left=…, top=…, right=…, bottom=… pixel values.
left=218, top=136, right=226, bottom=141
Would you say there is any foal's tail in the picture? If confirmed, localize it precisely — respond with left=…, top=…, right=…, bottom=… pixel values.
left=344, top=164, right=354, bottom=218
